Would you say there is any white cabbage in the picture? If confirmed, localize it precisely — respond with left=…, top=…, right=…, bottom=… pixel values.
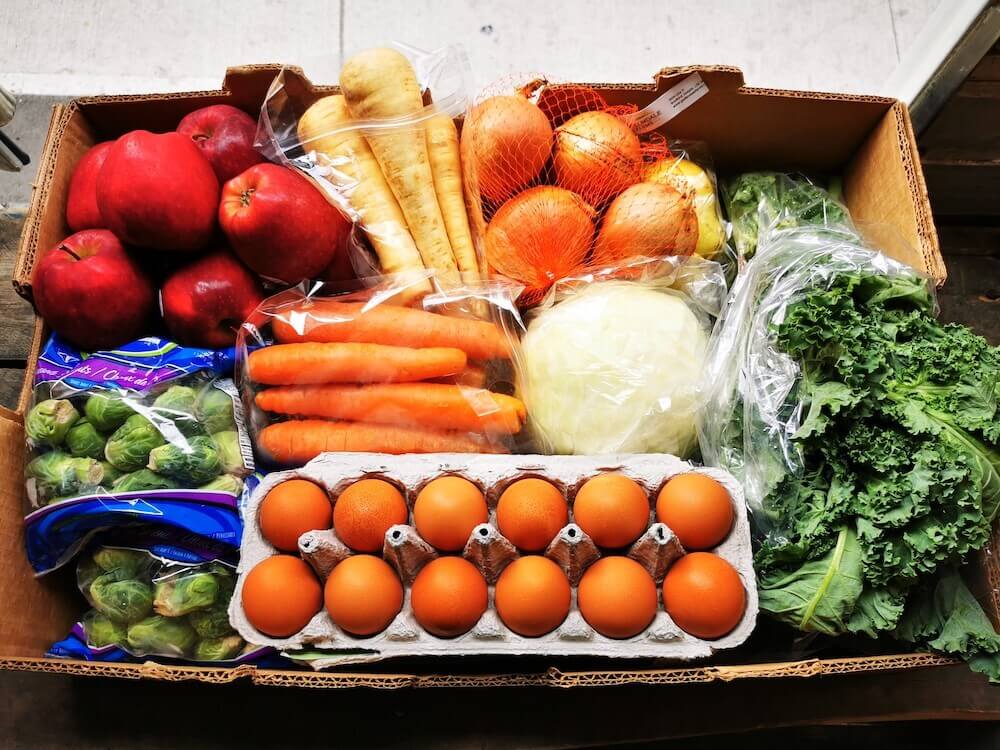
left=518, top=281, right=708, bottom=456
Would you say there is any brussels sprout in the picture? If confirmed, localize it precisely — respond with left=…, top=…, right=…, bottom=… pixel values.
left=99, top=461, right=123, bottom=486
left=92, top=547, right=151, bottom=578
left=198, top=474, right=244, bottom=495
left=188, top=604, right=236, bottom=639
left=110, top=469, right=178, bottom=493
left=82, top=609, right=128, bottom=648
left=26, top=399, right=80, bottom=447
left=153, top=571, right=219, bottom=616
left=27, top=451, right=103, bottom=498
left=126, top=615, right=197, bottom=657
left=105, top=414, right=165, bottom=472
left=89, top=573, right=153, bottom=623
left=195, top=387, right=236, bottom=434
left=192, top=634, right=244, bottom=661
left=84, top=392, right=135, bottom=433
left=210, top=431, right=247, bottom=475
left=207, top=563, right=236, bottom=597
left=147, top=435, right=221, bottom=484
left=152, top=385, right=203, bottom=436
left=76, top=555, right=104, bottom=594
left=65, top=419, right=107, bottom=459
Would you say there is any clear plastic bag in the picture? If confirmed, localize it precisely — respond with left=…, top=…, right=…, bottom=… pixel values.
left=513, top=255, right=726, bottom=456
left=461, top=75, right=727, bottom=305
left=236, top=272, right=527, bottom=465
left=257, top=44, right=480, bottom=294
left=67, top=542, right=260, bottom=663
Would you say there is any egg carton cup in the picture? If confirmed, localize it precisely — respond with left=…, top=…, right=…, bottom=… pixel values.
left=230, top=453, right=758, bottom=667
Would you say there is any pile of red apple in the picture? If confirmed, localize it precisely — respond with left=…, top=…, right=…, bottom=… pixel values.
left=34, top=105, right=353, bottom=350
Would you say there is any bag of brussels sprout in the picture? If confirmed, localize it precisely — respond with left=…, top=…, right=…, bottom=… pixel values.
left=48, top=535, right=272, bottom=665
left=24, top=336, right=256, bottom=574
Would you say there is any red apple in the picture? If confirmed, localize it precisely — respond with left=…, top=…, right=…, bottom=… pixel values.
left=33, top=229, right=155, bottom=350
left=176, top=104, right=265, bottom=184
left=160, top=248, right=264, bottom=349
left=66, top=141, right=114, bottom=231
left=97, top=130, right=219, bottom=252
left=219, top=163, right=350, bottom=284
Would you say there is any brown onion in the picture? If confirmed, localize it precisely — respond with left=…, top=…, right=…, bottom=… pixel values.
left=553, top=111, right=641, bottom=207
left=485, top=186, right=595, bottom=298
left=592, top=182, right=698, bottom=266
left=462, top=95, right=553, bottom=205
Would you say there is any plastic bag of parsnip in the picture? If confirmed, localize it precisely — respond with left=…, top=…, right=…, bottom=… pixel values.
left=258, top=45, right=480, bottom=296
left=236, top=273, right=527, bottom=465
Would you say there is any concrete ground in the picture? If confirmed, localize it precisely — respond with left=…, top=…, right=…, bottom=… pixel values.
left=0, top=0, right=940, bottom=208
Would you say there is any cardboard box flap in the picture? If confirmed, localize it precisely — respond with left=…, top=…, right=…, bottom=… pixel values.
left=653, top=64, right=745, bottom=93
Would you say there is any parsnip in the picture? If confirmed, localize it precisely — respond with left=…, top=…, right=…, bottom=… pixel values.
left=425, top=113, right=480, bottom=282
left=298, top=95, right=428, bottom=293
left=339, top=48, right=460, bottom=285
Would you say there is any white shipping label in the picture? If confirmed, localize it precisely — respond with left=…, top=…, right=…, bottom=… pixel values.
left=625, top=73, right=709, bottom=134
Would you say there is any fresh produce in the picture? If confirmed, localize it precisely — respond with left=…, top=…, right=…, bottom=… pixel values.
left=26, top=451, right=103, bottom=501
left=662, top=553, right=745, bottom=638
left=105, top=414, right=166, bottom=472
left=65, top=419, right=106, bottom=460
left=258, top=479, right=332, bottom=552
left=255, top=383, right=525, bottom=435
left=269, top=300, right=511, bottom=361
left=26, top=399, right=79, bottom=447
left=332, top=478, right=408, bottom=553
left=655, top=474, right=733, bottom=550
left=722, top=171, right=849, bottom=259
left=494, top=555, right=571, bottom=637
left=151, top=385, right=200, bottom=436
left=65, top=141, right=113, bottom=231
left=111, top=468, right=179, bottom=492
left=462, top=94, right=553, bottom=204
left=76, top=546, right=245, bottom=660
left=176, top=104, right=265, bottom=183
left=219, top=163, right=350, bottom=284
left=484, top=186, right=595, bottom=301
left=246, top=342, right=467, bottom=386
left=495, top=478, right=568, bottom=551
left=84, top=392, right=134, bottom=433
left=413, top=476, right=488, bottom=552
left=645, top=156, right=724, bottom=259
left=572, top=474, right=650, bottom=548
left=147, top=435, right=223, bottom=484
left=534, top=83, right=608, bottom=128
left=298, top=95, right=428, bottom=290
left=553, top=111, right=641, bottom=207
left=410, top=556, right=488, bottom=637
left=242, top=554, right=323, bottom=637
left=258, top=420, right=503, bottom=462
left=577, top=556, right=657, bottom=638
left=32, top=229, right=156, bottom=349
left=339, top=48, right=460, bottom=285
left=195, top=387, right=237, bottom=435
left=592, top=182, right=697, bottom=265
left=160, top=249, right=265, bottom=349
left=702, top=237, right=1000, bottom=679
left=198, top=474, right=244, bottom=495
left=323, top=554, right=404, bottom=636
left=211, top=431, right=245, bottom=475
left=518, top=280, right=708, bottom=455
left=96, top=130, right=219, bottom=251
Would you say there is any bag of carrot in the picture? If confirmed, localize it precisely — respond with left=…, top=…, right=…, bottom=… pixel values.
left=258, top=44, right=480, bottom=297
left=236, top=273, right=528, bottom=465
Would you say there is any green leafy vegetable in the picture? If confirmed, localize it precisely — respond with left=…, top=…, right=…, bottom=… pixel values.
left=153, top=571, right=219, bottom=616
left=195, top=387, right=236, bottom=435
left=84, top=392, right=134, bottom=433
left=147, top=435, right=222, bottom=484
left=65, top=419, right=106, bottom=459
left=89, top=573, right=153, bottom=623
left=93, top=547, right=151, bottom=578
left=188, top=604, right=236, bottom=639
left=152, top=385, right=203, bottom=436
left=126, top=615, right=197, bottom=657
left=110, top=469, right=178, bottom=492
left=192, top=634, right=244, bottom=661
left=210, top=431, right=246, bottom=475
left=104, top=414, right=165, bottom=472
left=26, top=451, right=103, bottom=501
left=25, top=399, right=79, bottom=447
left=198, top=474, right=244, bottom=495
left=82, top=610, right=128, bottom=648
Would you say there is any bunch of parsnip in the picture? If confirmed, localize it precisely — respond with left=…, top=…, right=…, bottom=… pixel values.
left=299, top=49, right=480, bottom=293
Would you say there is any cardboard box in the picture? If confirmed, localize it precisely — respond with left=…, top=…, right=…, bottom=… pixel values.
left=2, top=64, right=987, bottom=687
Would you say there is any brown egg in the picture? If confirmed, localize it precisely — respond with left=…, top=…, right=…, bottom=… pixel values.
left=656, top=473, right=734, bottom=549
left=242, top=555, right=322, bottom=637
left=410, top=556, right=488, bottom=637
left=333, top=478, right=409, bottom=552
left=324, top=554, right=403, bottom=636
left=495, top=555, right=571, bottom=637
left=577, top=556, right=657, bottom=638
left=496, top=478, right=568, bottom=551
left=572, top=473, right=649, bottom=548
left=258, top=479, right=332, bottom=552
left=413, top=476, right=488, bottom=551
left=662, top=552, right=745, bottom=639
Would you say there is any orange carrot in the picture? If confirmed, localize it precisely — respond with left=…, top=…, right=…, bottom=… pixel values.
left=246, top=343, right=466, bottom=385
left=271, top=300, right=510, bottom=360
left=258, top=419, right=507, bottom=462
left=431, top=362, right=487, bottom=388
left=256, top=383, right=526, bottom=434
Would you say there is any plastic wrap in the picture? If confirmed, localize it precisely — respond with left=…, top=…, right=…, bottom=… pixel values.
left=514, top=256, right=726, bottom=456
left=54, top=536, right=265, bottom=664
left=24, top=336, right=252, bottom=573
left=461, top=75, right=727, bottom=305
left=236, top=273, right=527, bottom=465
left=258, top=44, right=480, bottom=293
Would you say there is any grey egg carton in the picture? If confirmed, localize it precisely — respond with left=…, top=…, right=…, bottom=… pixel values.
left=230, top=452, right=758, bottom=667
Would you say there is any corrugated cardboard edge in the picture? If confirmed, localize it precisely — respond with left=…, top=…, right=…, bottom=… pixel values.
left=0, top=652, right=955, bottom=687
